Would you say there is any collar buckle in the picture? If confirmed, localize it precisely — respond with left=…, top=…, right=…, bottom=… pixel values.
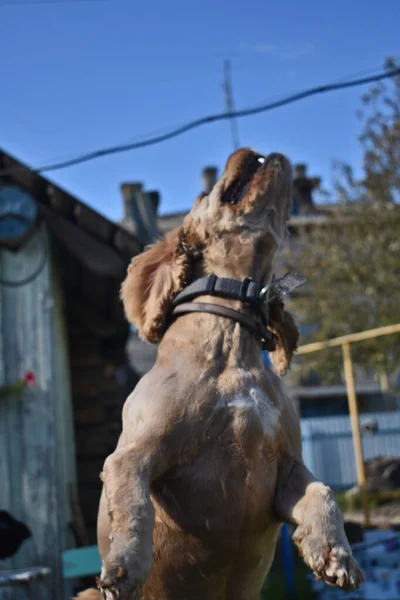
left=260, top=270, right=307, bottom=305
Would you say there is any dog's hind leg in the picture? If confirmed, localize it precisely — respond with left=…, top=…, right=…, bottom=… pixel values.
left=274, top=460, right=364, bottom=591
left=73, top=589, right=103, bottom=600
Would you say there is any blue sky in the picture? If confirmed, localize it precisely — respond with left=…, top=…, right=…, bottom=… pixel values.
left=1, top=0, right=399, bottom=221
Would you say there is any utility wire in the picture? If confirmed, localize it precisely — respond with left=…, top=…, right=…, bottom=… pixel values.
left=1, top=67, right=399, bottom=177
left=330, top=63, right=398, bottom=85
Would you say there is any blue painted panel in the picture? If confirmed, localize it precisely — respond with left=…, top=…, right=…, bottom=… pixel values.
left=262, top=351, right=271, bottom=366
left=62, top=545, right=101, bottom=579
left=301, top=411, right=400, bottom=489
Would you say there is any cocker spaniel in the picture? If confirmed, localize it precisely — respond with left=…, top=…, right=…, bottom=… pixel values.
left=77, top=149, right=363, bottom=600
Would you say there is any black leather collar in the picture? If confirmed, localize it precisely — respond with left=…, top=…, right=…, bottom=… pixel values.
left=172, top=274, right=264, bottom=308
left=169, top=272, right=305, bottom=351
left=171, top=302, right=277, bottom=351
left=170, top=274, right=278, bottom=351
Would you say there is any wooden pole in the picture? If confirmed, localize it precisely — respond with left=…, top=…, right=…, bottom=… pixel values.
left=342, top=342, right=370, bottom=527
left=379, top=369, right=389, bottom=392
left=223, top=59, right=240, bottom=151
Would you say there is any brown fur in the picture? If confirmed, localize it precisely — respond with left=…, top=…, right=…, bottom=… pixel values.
left=121, top=170, right=297, bottom=377
left=268, top=298, right=299, bottom=376
left=120, top=227, right=193, bottom=344
left=81, top=149, right=363, bottom=600
left=73, top=590, right=103, bottom=600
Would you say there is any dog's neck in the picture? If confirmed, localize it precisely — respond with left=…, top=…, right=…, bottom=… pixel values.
left=199, top=233, right=277, bottom=284
left=160, top=294, right=266, bottom=371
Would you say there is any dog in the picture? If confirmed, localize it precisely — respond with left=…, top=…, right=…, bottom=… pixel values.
left=0, top=510, right=31, bottom=559
left=77, top=149, right=364, bottom=600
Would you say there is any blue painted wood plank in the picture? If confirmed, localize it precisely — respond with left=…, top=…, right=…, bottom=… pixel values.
left=62, top=546, right=101, bottom=579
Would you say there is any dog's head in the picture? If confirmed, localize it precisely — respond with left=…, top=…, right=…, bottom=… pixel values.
left=121, top=148, right=298, bottom=375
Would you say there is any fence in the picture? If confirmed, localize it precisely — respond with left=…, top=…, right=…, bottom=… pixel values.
left=301, top=411, right=400, bottom=490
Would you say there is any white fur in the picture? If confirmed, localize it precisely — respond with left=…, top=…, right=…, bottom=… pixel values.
left=221, top=387, right=280, bottom=438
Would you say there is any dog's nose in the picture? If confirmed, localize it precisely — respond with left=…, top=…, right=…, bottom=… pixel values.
left=264, top=153, right=288, bottom=167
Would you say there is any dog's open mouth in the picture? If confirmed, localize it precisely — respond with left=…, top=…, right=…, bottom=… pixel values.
left=221, top=154, right=266, bottom=205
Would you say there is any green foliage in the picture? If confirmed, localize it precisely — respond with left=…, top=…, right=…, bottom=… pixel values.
left=359, top=57, right=400, bottom=205
left=287, top=58, right=400, bottom=384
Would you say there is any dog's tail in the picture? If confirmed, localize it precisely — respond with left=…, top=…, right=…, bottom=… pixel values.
left=73, top=588, right=103, bottom=600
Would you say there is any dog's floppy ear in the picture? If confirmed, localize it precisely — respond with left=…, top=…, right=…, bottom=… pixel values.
left=121, top=227, right=193, bottom=344
left=267, top=298, right=299, bottom=376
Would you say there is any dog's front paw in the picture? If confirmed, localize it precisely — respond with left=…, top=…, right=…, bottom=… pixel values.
left=293, top=525, right=364, bottom=590
left=97, top=566, right=141, bottom=600
left=97, top=538, right=148, bottom=600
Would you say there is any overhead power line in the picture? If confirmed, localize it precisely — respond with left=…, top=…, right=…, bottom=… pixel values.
left=1, top=66, right=399, bottom=177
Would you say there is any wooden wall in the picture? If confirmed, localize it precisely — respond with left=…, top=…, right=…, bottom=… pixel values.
left=0, top=228, right=75, bottom=600
left=58, top=242, right=138, bottom=546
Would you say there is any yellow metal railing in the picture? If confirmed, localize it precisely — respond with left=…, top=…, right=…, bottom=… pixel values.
left=297, top=323, right=400, bottom=527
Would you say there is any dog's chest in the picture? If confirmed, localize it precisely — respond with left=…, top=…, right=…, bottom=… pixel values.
left=219, top=387, right=280, bottom=444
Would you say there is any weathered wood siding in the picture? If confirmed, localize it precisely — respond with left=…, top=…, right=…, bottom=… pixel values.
left=0, top=228, right=75, bottom=600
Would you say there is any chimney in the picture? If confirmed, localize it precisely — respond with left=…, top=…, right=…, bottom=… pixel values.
left=293, top=164, right=307, bottom=180
left=121, top=183, right=160, bottom=245
left=121, top=182, right=142, bottom=222
left=201, top=167, right=218, bottom=194
left=292, top=163, right=320, bottom=215
left=146, top=191, right=160, bottom=214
